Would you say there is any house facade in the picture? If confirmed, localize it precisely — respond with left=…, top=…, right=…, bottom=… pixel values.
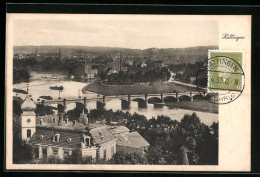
left=19, top=94, right=150, bottom=162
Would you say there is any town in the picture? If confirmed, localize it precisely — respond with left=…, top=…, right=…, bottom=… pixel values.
left=13, top=46, right=214, bottom=84
left=13, top=45, right=218, bottom=165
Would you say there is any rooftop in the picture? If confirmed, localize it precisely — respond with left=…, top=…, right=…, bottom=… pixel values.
left=21, top=95, right=37, bottom=111
left=115, top=131, right=150, bottom=149
left=31, top=121, right=116, bottom=147
left=108, top=126, right=130, bottom=135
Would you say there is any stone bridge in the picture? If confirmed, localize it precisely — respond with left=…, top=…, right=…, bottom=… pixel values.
left=34, top=91, right=206, bottom=113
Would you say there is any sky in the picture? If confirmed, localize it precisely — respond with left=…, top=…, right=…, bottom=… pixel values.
left=13, top=19, right=219, bottom=49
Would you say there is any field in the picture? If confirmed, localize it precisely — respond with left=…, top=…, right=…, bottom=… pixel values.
left=83, top=82, right=200, bottom=95
left=166, top=100, right=218, bottom=114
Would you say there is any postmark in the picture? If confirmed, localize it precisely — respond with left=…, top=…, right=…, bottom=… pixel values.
left=196, top=50, right=245, bottom=104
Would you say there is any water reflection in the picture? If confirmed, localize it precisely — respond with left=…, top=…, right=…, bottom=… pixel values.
left=14, top=74, right=218, bottom=126
left=104, top=99, right=218, bottom=126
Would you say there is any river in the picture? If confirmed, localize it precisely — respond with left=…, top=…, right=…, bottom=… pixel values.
left=14, top=73, right=218, bottom=126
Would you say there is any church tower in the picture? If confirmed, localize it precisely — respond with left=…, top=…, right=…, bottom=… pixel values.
left=20, top=86, right=36, bottom=141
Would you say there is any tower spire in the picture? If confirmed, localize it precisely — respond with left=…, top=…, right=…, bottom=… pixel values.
left=58, top=48, right=61, bottom=59
left=26, top=83, right=29, bottom=95
left=35, top=48, right=38, bottom=58
left=120, top=52, right=122, bottom=71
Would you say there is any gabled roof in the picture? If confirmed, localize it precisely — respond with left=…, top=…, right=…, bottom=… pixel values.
left=108, top=126, right=130, bottom=135
left=29, top=127, right=82, bottom=149
left=21, top=95, right=37, bottom=111
left=30, top=123, right=116, bottom=148
left=115, top=131, right=150, bottom=149
left=90, top=126, right=116, bottom=145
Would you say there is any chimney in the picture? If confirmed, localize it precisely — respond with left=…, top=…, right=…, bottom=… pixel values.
left=73, top=120, right=76, bottom=126
left=58, top=114, right=63, bottom=126
left=40, top=118, right=43, bottom=125
left=58, top=114, right=63, bottom=122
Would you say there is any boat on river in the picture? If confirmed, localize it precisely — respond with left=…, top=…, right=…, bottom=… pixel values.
left=49, top=86, right=63, bottom=91
left=51, top=76, right=58, bottom=80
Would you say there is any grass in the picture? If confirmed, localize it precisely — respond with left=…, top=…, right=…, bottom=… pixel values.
left=166, top=100, right=218, bottom=114
left=83, top=82, right=199, bottom=96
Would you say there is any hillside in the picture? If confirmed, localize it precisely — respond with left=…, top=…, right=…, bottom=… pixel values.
left=14, top=45, right=218, bottom=56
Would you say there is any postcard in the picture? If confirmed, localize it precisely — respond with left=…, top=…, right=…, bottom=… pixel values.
left=6, top=14, right=251, bottom=171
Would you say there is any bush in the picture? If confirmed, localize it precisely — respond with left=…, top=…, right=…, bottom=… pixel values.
left=39, top=156, right=63, bottom=164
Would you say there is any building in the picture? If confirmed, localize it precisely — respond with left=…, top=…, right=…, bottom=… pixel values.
left=20, top=94, right=37, bottom=141
left=108, top=126, right=150, bottom=154
left=29, top=122, right=117, bottom=161
left=74, top=60, right=85, bottom=81
left=107, top=61, right=121, bottom=72
left=19, top=92, right=150, bottom=162
left=85, top=63, right=99, bottom=79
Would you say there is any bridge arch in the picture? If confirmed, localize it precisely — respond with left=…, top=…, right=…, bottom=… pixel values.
left=148, top=97, right=162, bottom=104
left=132, top=98, right=147, bottom=108
left=104, top=98, right=123, bottom=110
left=179, top=95, right=191, bottom=101
left=86, top=99, right=108, bottom=110
left=66, top=102, right=85, bottom=112
left=164, top=96, right=177, bottom=103
left=193, top=94, right=204, bottom=100
left=132, top=98, right=145, bottom=102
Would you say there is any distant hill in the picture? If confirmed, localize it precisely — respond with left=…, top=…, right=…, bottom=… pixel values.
left=13, top=45, right=218, bottom=63
left=14, top=45, right=217, bottom=54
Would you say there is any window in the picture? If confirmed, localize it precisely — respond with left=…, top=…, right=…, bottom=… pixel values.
left=82, top=136, right=91, bottom=146
left=64, top=150, right=70, bottom=158
left=86, top=138, right=90, bottom=146
left=103, top=149, right=107, bottom=159
left=34, top=147, right=39, bottom=159
left=42, top=148, right=47, bottom=158
left=27, top=129, right=31, bottom=138
left=53, top=149, right=58, bottom=157
left=53, top=134, right=60, bottom=143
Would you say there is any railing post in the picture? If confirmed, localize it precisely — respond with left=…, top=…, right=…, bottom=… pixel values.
left=161, top=93, right=164, bottom=103
left=63, top=99, right=67, bottom=113
left=42, top=99, right=45, bottom=106
left=128, top=94, right=131, bottom=103
left=84, top=97, right=87, bottom=109
left=190, top=92, right=193, bottom=102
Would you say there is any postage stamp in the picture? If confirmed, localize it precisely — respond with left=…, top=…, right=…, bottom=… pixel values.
left=208, top=50, right=244, bottom=92
left=196, top=50, right=245, bottom=104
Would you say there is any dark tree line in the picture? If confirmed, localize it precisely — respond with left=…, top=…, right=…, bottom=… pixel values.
left=12, top=101, right=218, bottom=165
left=88, top=109, right=218, bottom=165
left=168, top=62, right=204, bottom=84
left=100, top=67, right=171, bottom=85
left=13, top=69, right=30, bottom=84
left=14, top=57, right=79, bottom=75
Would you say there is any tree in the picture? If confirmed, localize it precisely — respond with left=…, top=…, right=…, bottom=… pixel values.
left=63, top=150, right=82, bottom=164
left=13, top=115, right=33, bottom=163
left=13, top=100, right=22, bottom=116
left=99, top=72, right=107, bottom=81
left=160, top=67, right=171, bottom=81
left=110, top=151, right=148, bottom=164
left=13, top=69, right=30, bottom=84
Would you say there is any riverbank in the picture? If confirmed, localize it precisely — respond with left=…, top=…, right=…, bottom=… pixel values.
left=166, top=100, right=218, bottom=114
left=83, top=82, right=201, bottom=95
